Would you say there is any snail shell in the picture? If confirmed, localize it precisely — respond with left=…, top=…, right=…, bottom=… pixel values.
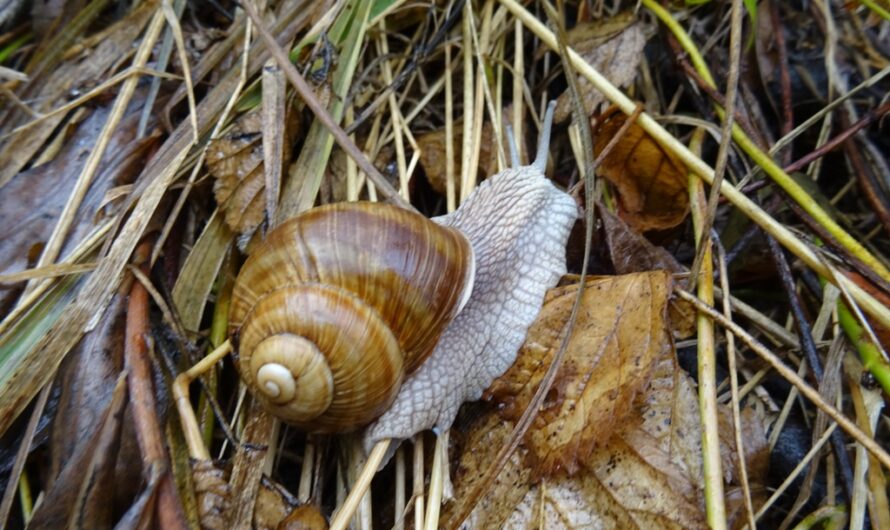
left=229, top=202, right=475, bottom=432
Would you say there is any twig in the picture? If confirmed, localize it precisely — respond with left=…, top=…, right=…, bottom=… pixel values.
left=688, top=0, right=744, bottom=293
left=783, top=100, right=890, bottom=174
left=714, top=239, right=756, bottom=530
left=769, top=1, right=794, bottom=164
left=329, top=440, right=391, bottom=530
left=688, top=129, right=727, bottom=529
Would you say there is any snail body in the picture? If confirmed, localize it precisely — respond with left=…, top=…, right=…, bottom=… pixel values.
left=229, top=202, right=475, bottom=432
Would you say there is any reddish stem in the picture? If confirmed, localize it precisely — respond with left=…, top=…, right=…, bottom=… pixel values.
left=124, top=240, right=187, bottom=530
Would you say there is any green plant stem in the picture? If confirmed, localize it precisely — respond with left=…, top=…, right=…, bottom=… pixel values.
left=836, top=296, right=890, bottom=396
left=688, top=129, right=728, bottom=529
left=859, top=0, right=890, bottom=21
left=642, top=0, right=890, bottom=285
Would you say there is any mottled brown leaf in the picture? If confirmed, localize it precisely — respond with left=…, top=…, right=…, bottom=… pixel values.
left=487, top=272, right=673, bottom=475
left=207, top=105, right=299, bottom=235
left=446, top=414, right=534, bottom=530
left=191, top=458, right=308, bottom=530
left=277, top=503, right=329, bottom=530
left=552, top=13, right=645, bottom=122
left=600, top=206, right=695, bottom=338
left=594, top=107, right=689, bottom=231
left=453, top=330, right=710, bottom=529
left=192, top=460, right=231, bottom=530
left=418, top=122, right=500, bottom=197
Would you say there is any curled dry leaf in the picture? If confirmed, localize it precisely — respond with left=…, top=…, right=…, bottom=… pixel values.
left=594, top=107, right=689, bottom=231
left=191, top=457, right=314, bottom=530
left=550, top=12, right=646, bottom=122
left=192, top=460, right=231, bottom=530
left=486, top=271, right=673, bottom=476
left=207, top=105, right=300, bottom=235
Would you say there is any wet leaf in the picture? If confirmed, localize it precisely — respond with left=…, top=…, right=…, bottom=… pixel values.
left=0, top=108, right=151, bottom=310
left=447, top=415, right=533, bottom=529
left=600, top=206, right=695, bottom=338
left=551, top=13, right=646, bottom=122
left=27, top=374, right=128, bottom=529
left=594, top=107, right=690, bottom=231
left=50, top=292, right=142, bottom=510
left=418, top=121, right=502, bottom=197
left=207, top=105, right=299, bottom=235
left=452, top=330, right=710, bottom=529
left=487, top=271, right=673, bottom=476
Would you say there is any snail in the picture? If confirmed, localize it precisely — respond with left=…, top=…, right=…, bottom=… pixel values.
left=228, top=202, right=475, bottom=432
left=228, top=102, right=578, bottom=441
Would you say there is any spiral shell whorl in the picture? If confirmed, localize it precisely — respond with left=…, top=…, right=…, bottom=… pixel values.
left=237, top=284, right=405, bottom=431
left=250, top=334, right=332, bottom=411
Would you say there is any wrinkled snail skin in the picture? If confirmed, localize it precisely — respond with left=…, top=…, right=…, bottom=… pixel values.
left=229, top=203, right=475, bottom=432
left=363, top=161, right=579, bottom=450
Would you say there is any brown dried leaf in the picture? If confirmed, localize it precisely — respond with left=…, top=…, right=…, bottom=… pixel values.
left=418, top=122, right=499, bottom=197
left=599, top=206, right=695, bottom=338
left=487, top=271, right=673, bottom=476
left=277, top=504, right=329, bottom=530
left=454, top=337, right=709, bottom=529
left=27, top=375, right=128, bottom=529
left=191, top=458, right=310, bottom=530
left=192, top=460, right=232, bottom=530
left=207, top=106, right=299, bottom=235
left=594, top=108, right=690, bottom=231
left=446, top=414, right=534, bottom=529
left=552, top=13, right=646, bottom=122
left=208, top=109, right=265, bottom=234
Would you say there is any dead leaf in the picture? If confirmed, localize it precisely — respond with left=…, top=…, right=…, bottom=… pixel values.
left=599, top=206, right=695, bottom=338
left=192, top=459, right=231, bottom=530
left=27, top=374, right=128, bottom=529
left=0, top=107, right=152, bottom=312
left=207, top=105, right=299, bottom=235
left=418, top=121, right=499, bottom=197
left=486, top=271, right=673, bottom=476
left=446, top=415, right=534, bottom=529
left=191, top=458, right=311, bottom=530
left=451, top=327, right=710, bottom=529
left=551, top=13, right=645, bottom=122
left=276, top=503, right=329, bottom=530
left=594, top=107, right=689, bottom=231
